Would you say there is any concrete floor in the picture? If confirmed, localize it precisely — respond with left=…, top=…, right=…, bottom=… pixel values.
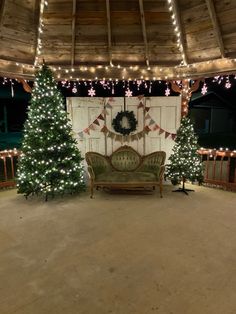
left=0, top=185, right=236, bottom=314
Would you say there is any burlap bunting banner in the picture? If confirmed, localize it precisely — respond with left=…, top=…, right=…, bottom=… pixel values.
left=105, top=103, right=112, bottom=109
left=100, top=125, right=108, bottom=133
left=149, top=119, right=155, bottom=125
left=138, top=102, right=144, bottom=109
left=98, top=114, right=105, bottom=120
left=102, top=109, right=109, bottom=115
left=93, top=119, right=100, bottom=126
left=84, top=128, right=90, bottom=135
left=78, top=131, right=84, bottom=138
left=159, top=128, right=165, bottom=135
left=145, top=113, right=151, bottom=120
left=153, top=124, right=160, bottom=131
left=165, top=131, right=170, bottom=139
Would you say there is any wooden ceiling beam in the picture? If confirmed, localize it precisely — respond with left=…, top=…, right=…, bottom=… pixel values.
left=71, top=0, right=76, bottom=67
left=205, top=0, right=225, bottom=58
left=171, top=0, right=188, bottom=65
left=0, top=58, right=236, bottom=81
left=105, top=0, right=113, bottom=66
left=138, top=0, right=149, bottom=67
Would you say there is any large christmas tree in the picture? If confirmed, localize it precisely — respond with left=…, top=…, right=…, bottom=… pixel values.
left=17, top=64, right=85, bottom=199
left=165, top=116, right=203, bottom=194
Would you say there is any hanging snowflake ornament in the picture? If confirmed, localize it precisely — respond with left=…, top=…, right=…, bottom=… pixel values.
left=225, top=81, right=231, bottom=89
left=88, top=87, right=96, bottom=97
left=125, top=88, right=133, bottom=97
left=165, top=87, right=170, bottom=96
left=72, top=86, right=77, bottom=94
left=225, top=76, right=231, bottom=89
left=201, top=82, right=208, bottom=95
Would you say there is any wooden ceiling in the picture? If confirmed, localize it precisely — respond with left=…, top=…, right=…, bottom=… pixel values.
left=0, top=0, right=236, bottom=80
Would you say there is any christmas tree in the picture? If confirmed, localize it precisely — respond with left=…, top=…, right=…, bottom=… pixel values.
left=17, top=64, right=85, bottom=199
left=165, top=116, right=203, bottom=194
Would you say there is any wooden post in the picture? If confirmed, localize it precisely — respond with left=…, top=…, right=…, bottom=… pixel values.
left=3, top=157, right=7, bottom=181
left=170, top=79, right=202, bottom=116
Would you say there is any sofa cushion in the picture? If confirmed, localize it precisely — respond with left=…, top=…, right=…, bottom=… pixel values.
left=110, top=150, right=140, bottom=171
left=96, top=171, right=157, bottom=183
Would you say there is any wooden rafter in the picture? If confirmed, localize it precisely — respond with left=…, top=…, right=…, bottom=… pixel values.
left=105, top=0, right=112, bottom=65
left=205, top=0, right=225, bottom=58
left=171, top=0, right=188, bottom=65
left=138, top=0, right=149, bottom=67
left=71, top=0, right=76, bottom=67
left=0, top=0, right=6, bottom=27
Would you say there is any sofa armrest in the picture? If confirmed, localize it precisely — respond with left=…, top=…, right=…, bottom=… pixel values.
left=138, top=151, right=166, bottom=179
left=87, top=165, right=95, bottom=180
left=159, top=165, right=165, bottom=181
left=85, top=152, right=112, bottom=178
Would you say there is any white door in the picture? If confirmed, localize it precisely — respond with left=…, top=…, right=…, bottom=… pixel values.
left=67, top=96, right=181, bottom=160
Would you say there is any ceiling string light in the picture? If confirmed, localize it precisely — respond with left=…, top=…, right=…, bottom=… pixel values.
left=167, top=0, right=187, bottom=66
left=34, top=0, right=48, bottom=66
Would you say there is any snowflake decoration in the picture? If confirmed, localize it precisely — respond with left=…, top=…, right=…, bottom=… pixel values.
left=137, top=80, right=142, bottom=86
left=61, top=80, right=67, bottom=86
left=88, top=87, right=96, bottom=97
left=125, top=89, right=133, bottom=97
left=72, top=87, right=77, bottom=93
left=165, top=87, right=170, bottom=96
left=225, top=82, right=231, bottom=89
left=201, top=83, right=207, bottom=95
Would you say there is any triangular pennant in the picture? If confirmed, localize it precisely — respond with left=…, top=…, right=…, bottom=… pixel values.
left=110, top=132, right=115, bottom=139
left=102, top=109, right=109, bottom=115
left=145, top=107, right=150, bottom=112
left=159, top=128, right=165, bottom=135
left=165, top=131, right=171, bottom=139
left=137, top=94, right=144, bottom=100
left=171, top=133, right=177, bottom=140
left=105, top=103, right=112, bottom=109
left=108, top=97, right=115, bottom=102
left=100, top=125, right=108, bottom=133
left=93, top=119, right=100, bottom=126
left=153, top=124, right=160, bottom=131
left=84, top=128, right=90, bottom=135
left=138, top=102, right=144, bottom=109
left=145, top=113, right=151, bottom=120
left=138, top=132, right=143, bottom=139
left=98, top=114, right=105, bottom=120
left=107, top=131, right=113, bottom=138
left=144, top=126, right=151, bottom=134
left=78, top=131, right=84, bottom=138
left=115, top=134, right=122, bottom=142
left=149, top=119, right=155, bottom=126
left=89, top=124, right=96, bottom=130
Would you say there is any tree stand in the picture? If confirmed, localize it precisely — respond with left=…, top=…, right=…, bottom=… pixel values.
left=172, top=178, right=194, bottom=195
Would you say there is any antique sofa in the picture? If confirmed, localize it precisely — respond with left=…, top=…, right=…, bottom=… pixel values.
left=85, top=146, right=166, bottom=198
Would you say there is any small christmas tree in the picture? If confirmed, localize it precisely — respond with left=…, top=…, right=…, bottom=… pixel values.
left=166, top=116, right=203, bottom=194
left=17, top=64, right=85, bottom=199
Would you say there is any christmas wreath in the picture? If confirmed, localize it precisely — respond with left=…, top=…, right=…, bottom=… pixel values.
left=112, top=110, right=138, bottom=135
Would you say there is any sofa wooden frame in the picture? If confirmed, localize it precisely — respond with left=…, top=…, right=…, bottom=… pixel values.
left=85, top=146, right=166, bottom=198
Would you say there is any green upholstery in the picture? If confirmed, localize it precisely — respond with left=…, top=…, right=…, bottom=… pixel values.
left=85, top=146, right=166, bottom=198
left=97, top=171, right=157, bottom=183
left=110, top=149, right=140, bottom=171
left=138, top=152, right=166, bottom=176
